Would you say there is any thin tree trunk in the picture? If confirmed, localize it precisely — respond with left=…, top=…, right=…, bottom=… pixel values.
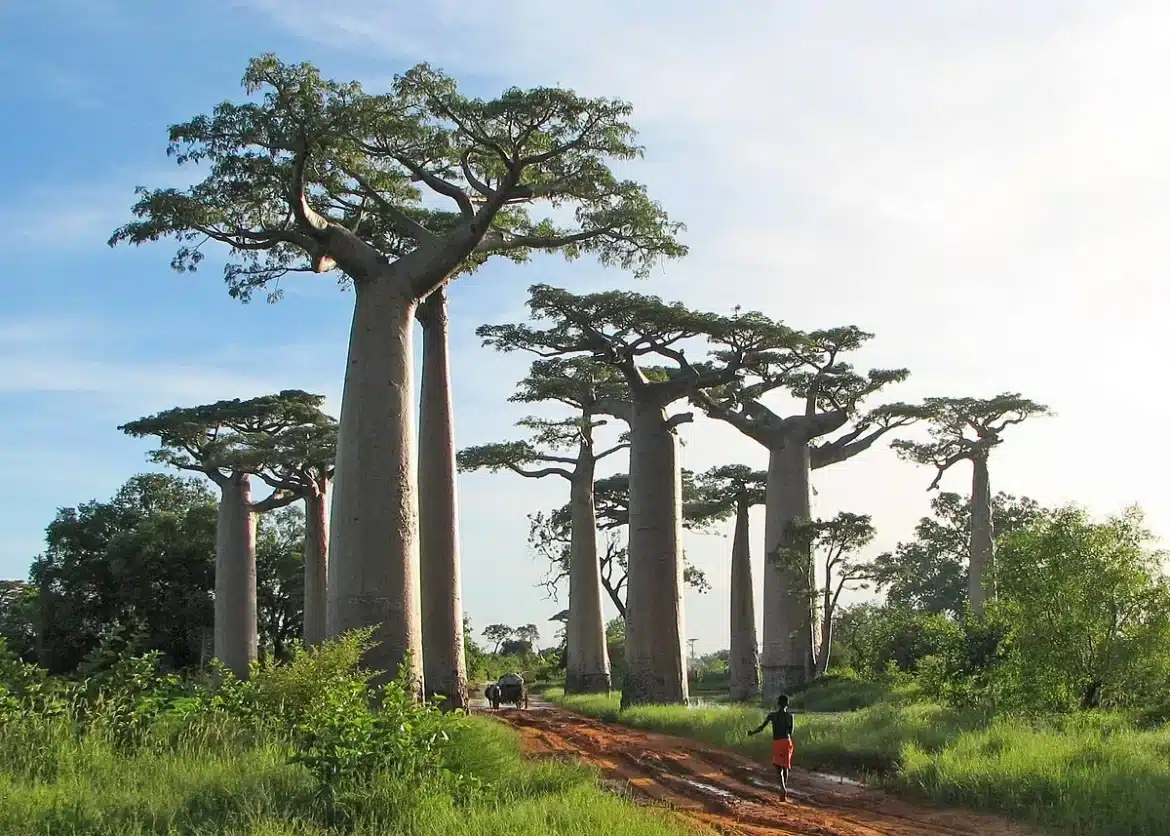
left=565, top=455, right=611, bottom=694
left=969, top=454, right=995, bottom=616
left=302, top=479, right=329, bottom=648
left=815, top=580, right=833, bottom=677
left=215, top=474, right=258, bottom=679
left=622, top=399, right=688, bottom=707
left=727, top=496, right=760, bottom=703
left=417, top=288, right=468, bottom=710
left=761, top=441, right=813, bottom=700
left=328, top=273, right=424, bottom=694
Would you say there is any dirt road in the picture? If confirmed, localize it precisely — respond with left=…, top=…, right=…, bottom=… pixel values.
left=487, top=701, right=1036, bottom=836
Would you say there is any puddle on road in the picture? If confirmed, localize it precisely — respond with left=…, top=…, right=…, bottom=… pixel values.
left=810, top=772, right=864, bottom=787
left=671, top=776, right=740, bottom=802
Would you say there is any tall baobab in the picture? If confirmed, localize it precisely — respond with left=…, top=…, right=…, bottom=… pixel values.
left=119, top=391, right=333, bottom=678
left=892, top=394, right=1051, bottom=616
left=458, top=358, right=630, bottom=694
left=694, top=327, right=922, bottom=695
left=479, top=285, right=794, bottom=706
left=110, top=55, right=685, bottom=688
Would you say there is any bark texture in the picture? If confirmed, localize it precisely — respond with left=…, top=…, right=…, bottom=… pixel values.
left=215, top=474, right=258, bottom=679
left=622, top=398, right=688, bottom=707
left=417, top=289, right=468, bottom=710
left=302, top=480, right=329, bottom=648
left=565, top=454, right=612, bottom=694
left=968, top=454, right=994, bottom=616
left=761, top=442, right=813, bottom=700
left=328, top=273, right=424, bottom=693
left=727, top=496, right=760, bottom=703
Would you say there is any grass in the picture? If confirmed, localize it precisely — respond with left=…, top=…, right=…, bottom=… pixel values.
left=0, top=713, right=696, bottom=836
left=543, top=681, right=1170, bottom=836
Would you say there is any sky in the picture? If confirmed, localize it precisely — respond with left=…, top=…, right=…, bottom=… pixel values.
left=1, top=0, right=1168, bottom=656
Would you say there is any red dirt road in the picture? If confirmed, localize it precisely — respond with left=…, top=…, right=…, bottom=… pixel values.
left=488, top=702, right=1037, bottom=836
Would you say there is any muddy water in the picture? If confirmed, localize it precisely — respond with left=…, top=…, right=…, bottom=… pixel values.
left=486, top=700, right=1039, bottom=836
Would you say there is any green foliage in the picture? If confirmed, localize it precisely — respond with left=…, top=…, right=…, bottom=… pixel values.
left=109, top=55, right=685, bottom=303
left=870, top=491, right=1045, bottom=617
left=0, top=581, right=38, bottom=662
left=990, top=506, right=1170, bottom=711
left=689, top=464, right=766, bottom=521
left=892, top=393, right=1051, bottom=486
left=831, top=605, right=965, bottom=677
left=119, top=391, right=334, bottom=496
left=257, top=505, right=308, bottom=662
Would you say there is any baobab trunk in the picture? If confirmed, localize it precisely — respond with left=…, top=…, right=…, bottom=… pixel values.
left=761, top=441, right=814, bottom=699
left=302, top=478, right=329, bottom=648
left=968, top=453, right=995, bottom=616
left=417, top=288, right=468, bottom=710
left=622, top=400, right=688, bottom=707
left=727, top=496, right=760, bottom=703
left=215, top=473, right=258, bottom=679
left=565, top=454, right=611, bottom=694
left=328, top=272, right=424, bottom=694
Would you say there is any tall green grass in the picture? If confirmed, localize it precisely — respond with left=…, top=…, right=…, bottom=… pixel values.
left=0, top=712, right=695, bottom=836
left=544, top=686, right=1170, bottom=836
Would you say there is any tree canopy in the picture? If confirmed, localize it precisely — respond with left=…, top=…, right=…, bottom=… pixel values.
left=892, top=394, right=1052, bottom=488
left=694, top=324, right=923, bottom=456
left=109, top=55, right=685, bottom=302
left=119, top=390, right=335, bottom=507
left=478, top=285, right=797, bottom=413
left=689, top=464, right=767, bottom=520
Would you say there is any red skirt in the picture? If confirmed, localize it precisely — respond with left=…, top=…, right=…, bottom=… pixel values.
left=772, top=738, right=794, bottom=769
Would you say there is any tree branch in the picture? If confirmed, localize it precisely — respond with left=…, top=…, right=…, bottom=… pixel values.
left=665, top=411, right=694, bottom=432
left=505, top=463, right=574, bottom=480
left=594, top=442, right=630, bottom=462
left=393, top=154, right=475, bottom=218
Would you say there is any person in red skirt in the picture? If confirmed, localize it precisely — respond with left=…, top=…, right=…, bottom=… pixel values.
left=748, top=694, right=795, bottom=800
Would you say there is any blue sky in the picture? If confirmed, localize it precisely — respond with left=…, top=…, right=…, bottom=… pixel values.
left=2, top=0, right=1168, bottom=654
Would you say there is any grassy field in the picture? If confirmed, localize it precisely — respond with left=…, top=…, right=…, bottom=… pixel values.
left=0, top=712, right=694, bottom=836
left=543, top=679, right=1170, bottom=836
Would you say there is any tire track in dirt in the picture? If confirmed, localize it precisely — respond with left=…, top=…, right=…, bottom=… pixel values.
left=484, top=701, right=1039, bottom=836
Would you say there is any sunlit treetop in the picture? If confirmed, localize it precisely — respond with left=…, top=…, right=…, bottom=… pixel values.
left=477, top=285, right=800, bottom=412
left=694, top=323, right=927, bottom=454
left=108, top=55, right=686, bottom=302
left=118, top=390, right=335, bottom=508
left=891, top=393, right=1052, bottom=489
left=509, top=357, right=631, bottom=412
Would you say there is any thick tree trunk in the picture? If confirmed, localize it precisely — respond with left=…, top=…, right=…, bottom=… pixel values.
left=302, top=479, right=329, bottom=648
left=968, top=454, right=995, bottom=616
left=622, top=399, right=688, bottom=707
left=328, top=273, right=424, bottom=694
left=761, top=441, right=814, bottom=700
left=417, top=289, right=468, bottom=710
left=727, top=496, right=760, bottom=703
left=215, top=474, right=258, bottom=679
left=565, top=455, right=611, bottom=694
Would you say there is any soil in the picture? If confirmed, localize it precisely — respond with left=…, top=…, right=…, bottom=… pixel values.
left=482, top=699, right=1039, bottom=836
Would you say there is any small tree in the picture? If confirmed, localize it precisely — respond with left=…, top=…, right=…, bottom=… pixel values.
left=780, top=512, right=876, bottom=677
left=482, top=624, right=514, bottom=655
left=892, top=394, right=1051, bottom=616
left=110, top=55, right=685, bottom=689
left=480, top=285, right=791, bottom=706
left=692, top=465, right=767, bottom=702
left=694, top=326, right=920, bottom=692
left=119, top=391, right=332, bottom=678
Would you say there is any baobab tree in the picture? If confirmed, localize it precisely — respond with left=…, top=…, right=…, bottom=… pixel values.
left=778, top=512, right=876, bottom=677
left=480, top=285, right=791, bottom=705
left=458, top=358, right=628, bottom=693
left=109, top=55, right=685, bottom=688
left=693, top=326, right=922, bottom=695
left=119, top=391, right=332, bottom=678
left=416, top=286, right=469, bottom=709
left=528, top=471, right=713, bottom=618
left=691, top=465, right=767, bottom=702
left=235, top=419, right=337, bottom=648
left=892, top=394, right=1051, bottom=616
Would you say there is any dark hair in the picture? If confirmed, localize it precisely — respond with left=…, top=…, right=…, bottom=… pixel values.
left=776, top=694, right=790, bottom=708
